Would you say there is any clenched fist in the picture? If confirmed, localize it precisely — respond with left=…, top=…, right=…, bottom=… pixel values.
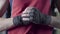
left=21, top=7, right=51, bottom=25
left=13, top=7, right=51, bottom=26
left=21, top=7, right=41, bottom=25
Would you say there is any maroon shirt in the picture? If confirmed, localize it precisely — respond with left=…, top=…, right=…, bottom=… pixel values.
left=8, top=0, right=53, bottom=34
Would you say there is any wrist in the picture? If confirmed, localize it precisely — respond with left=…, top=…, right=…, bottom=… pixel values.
left=41, top=15, right=51, bottom=25
left=13, top=16, right=23, bottom=26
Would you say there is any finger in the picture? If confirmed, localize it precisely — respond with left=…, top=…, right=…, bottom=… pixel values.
left=21, top=13, right=34, bottom=17
left=21, top=14, right=30, bottom=17
left=22, top=18, right=30, bottom=21
left=23, top=8, right=34, bottom=14
left=54, top=8, right=60, bottom=16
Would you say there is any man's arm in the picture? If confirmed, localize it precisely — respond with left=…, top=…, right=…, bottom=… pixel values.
left=0, top=18, right=14, bottom=31
left=49, top=16, right=60, bottom=29
left=0, top=0, right=13, bottom=31
left=49, top=0, right=60, bottom=28
left=0, top=0, right=9, bottom=17
left=23, top=7, right=60, bottom=29
left=0, top=15, right=22, bottom=31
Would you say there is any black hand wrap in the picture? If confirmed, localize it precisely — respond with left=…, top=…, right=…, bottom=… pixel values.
left=30, top=7, right=51, bottom=25
left=13, top=15, right=30, bottom=26
left=40, top=14, right=51, bottom=25
left=13, top=16, right=23, bottom=26
left=13, top=7, right=51, bottom=26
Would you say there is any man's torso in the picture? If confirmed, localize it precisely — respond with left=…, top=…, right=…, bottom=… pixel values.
left=8, top=0, right=53, bottom=34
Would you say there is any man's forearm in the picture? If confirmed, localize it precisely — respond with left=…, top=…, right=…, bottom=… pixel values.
left=0, top=18, right=14, bottom=31
left=50, top=16, right=60, bottom=29
left=0, top=15, right=25, bottom=31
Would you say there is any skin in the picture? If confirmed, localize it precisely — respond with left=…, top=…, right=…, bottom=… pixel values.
left=50, top=16, right=60, bottom=29
left=50, top=0, right=60, bottom=28
left=0, top=0, right=9, bottom=17
left=0, top=0, right=14, bottom=31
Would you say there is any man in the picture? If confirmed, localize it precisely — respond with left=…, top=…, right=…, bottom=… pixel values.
left=0, top=0, right=60, bottom=34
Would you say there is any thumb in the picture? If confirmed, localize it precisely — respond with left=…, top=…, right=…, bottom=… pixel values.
left=54, top=8, right=60, bottom=16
